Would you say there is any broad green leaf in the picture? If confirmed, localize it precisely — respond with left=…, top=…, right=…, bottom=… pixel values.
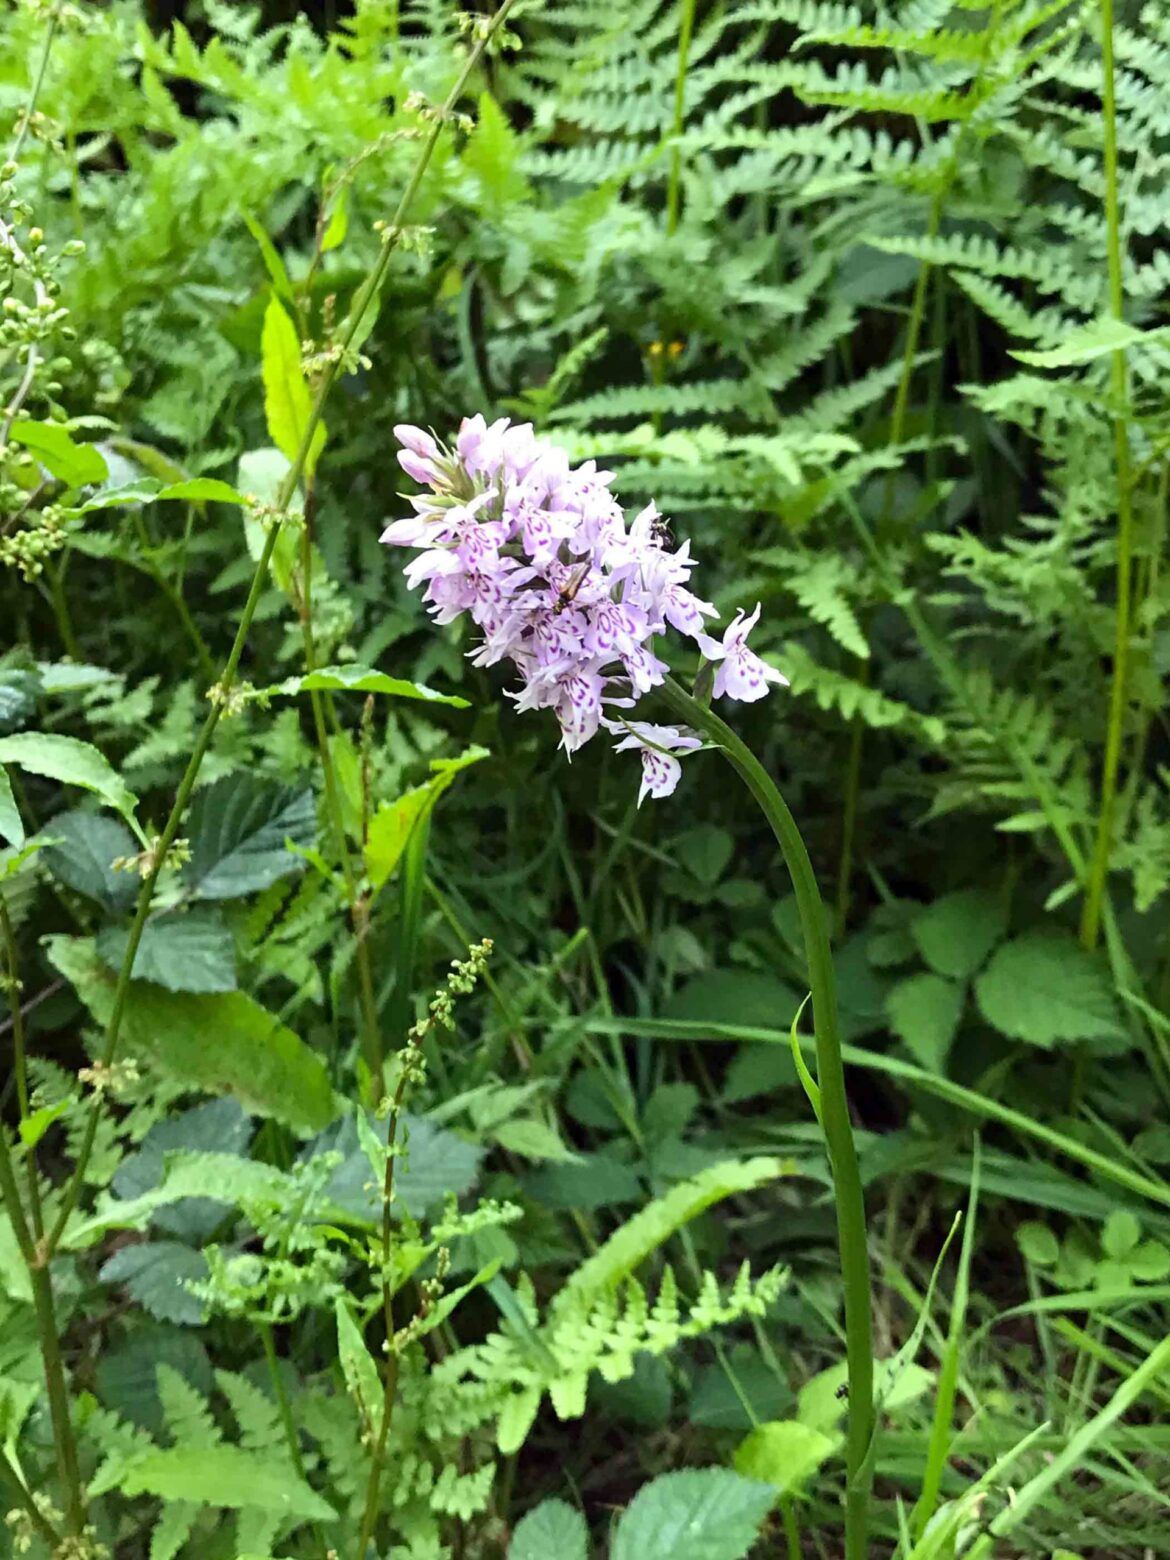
left=0, top=768, right=22, bottom=847
left=184, top=773, right=315, bottom=900
left=734, top=1419, right=837, bottom=1496
left=117, top=1445, right=335, bottom=1522
left=365, top=784, right=434, bottom=889
left=335, top=1300, right=382, bottom=1436
left=0, top=733, right=137, bottom=823
left=0, top=666, right=39, bottom=730
left=18, top=1096, right=72, bottom=1149
left=509, top=1499, right=589, bottom=1560
left=910, top=889, right=1006, bottom=979
left=564, top=1158, right=788, bottom=1300
left=493, top=1118, right=580, bottom=1163
left=265, top=665, right=469, bottom=707
left=48, top=936, right=335, bottom=1135
left=261, top=294, right=325, bottom=477
left=36, top=661, right=119, bottom=694
left=975, top=931, right=1122, bottom=1048
left=241, top=210, right=295, bottom=301
left=112, top=1098, right=255, bottom=1244
left=320, top=186, right=349, bottom=252
left=1011, top=317, right=1165, bottom=368
left=885, top=972, right=963, bottom=1071
left=10, top=418, right=109, bottom=486
left=664, top=969, right=802, bottom=1030
left=1102, top=1209, right=1141, bottom=1260
left=99, top=1241, right=208, bottom=1326
left=1016, top=1221, right=1059, bottom=1266
left=41, top=811, right=139, bottom=909
left=97, top=908, right=237, bottom=994
left=156, top=478, right=248, bottom=505
left=71, top=1153, right=292, bottom=1246
left=310, top=1111, right=482, bottom=1224
left=70, top=478, right=164, bottom=513
left=611, top=1469, right=774, bottom=1560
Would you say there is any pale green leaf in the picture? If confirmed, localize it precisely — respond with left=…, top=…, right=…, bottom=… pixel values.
left=0, top=733, right=137, bottom=822
left=975, top=932, right=1122, bottom=1048
left=0, top=767, right=22, bottom=847
left=734, top=1419, right=837, bottom=1496
left=320, top=187, right=349, bottom=252
left=509, top=1498, right=588, bottom=1560
left=261, top=294, right=324, bottom=477
left=10, top=418, right=109, bottom=486
left=117, top=1446, right=335, bottom=1522
left=493, top=1118, right=580, bottom=1163
left=564, top=1158, right=788, bottom=1300
left=611, top=1469, right=774, bottom=1560
left=335, top=1299, right=381, bottom=1436
left=156, top=478, right=248, bottom=505
left=1012, top=317, right=1165, bottom=368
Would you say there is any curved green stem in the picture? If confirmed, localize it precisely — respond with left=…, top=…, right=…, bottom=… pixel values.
left=659, top=677, right=874, bottom=1560
left=1081, top=0, right=1134, bottom=950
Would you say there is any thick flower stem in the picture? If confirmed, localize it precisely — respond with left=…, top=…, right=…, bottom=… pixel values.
left=660, top=677, right=874, bottom=1560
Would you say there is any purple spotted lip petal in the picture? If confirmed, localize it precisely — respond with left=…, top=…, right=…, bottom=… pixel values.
left=382, top=419, right=787, bottom=798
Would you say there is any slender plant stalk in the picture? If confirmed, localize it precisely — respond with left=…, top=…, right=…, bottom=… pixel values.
left=47, top=0, right=519, bottom=1257
left=1081, top=0, right=1135, bottom=951
left=665, top=0, right=697, bottom=235
left=659, top=676, right=874, bottom=1560
left=0, top=1442, right=64, bottom=1550
left=295, top=492, right=383, bottom=1082
left=912, top=1135, right=980, bottom=1537
left=0, top=898, right=43, bottom=1240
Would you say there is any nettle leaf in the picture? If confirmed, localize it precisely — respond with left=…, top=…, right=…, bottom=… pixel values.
left=117, top=1445, right=335, bottom=1523
left=99, top=1242, right=209, bottom=1326
left=910, top=890, right=1007, bottom=980
left=48, top=937, right=334, bottom=1134
left=113, top=1098, right=254, bottom=1242
left=261, top=293, right=325, bottom=478
left=97, top=908, right=237, bottom=994
left=0, top=666, right=40, bottom=731
left=0, top=733, right=138, bottom=823
left=975, top=931, right=1122, bottom=1048
left=42, top=811, right=139, bottom=909
left=0, top=768, right=22, bottom=848
left=10, top=418, right=109, bottom=486
left=510, top=1499, right=589, bottom=1560
left=184, top=773, right=316, bottom=900
left=886, top=972, right=963, bottom=1071
left=611, top=1469, right=774, bottom=1560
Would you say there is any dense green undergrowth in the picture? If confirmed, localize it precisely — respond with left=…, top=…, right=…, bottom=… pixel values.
left=2, top=0, right=1170, bottom=1555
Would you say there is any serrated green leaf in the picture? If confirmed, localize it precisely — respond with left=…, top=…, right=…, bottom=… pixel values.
left=117, top=1445, right=335, bottom=1522
left=0, top=768, right=22, bottom=847
left=0, top=733, right=138, bottom=823
left=975, top=932, right=1122, bottom=1048
left=42, top=811, right=139, bottom=909
left=156, top=478, right=248, bottom=505
left=886, top=972, right=963, bottom=1071
left=611, top=1469, right=774, bottom=1560
left=1011, top=316, right=1164, bottom=368
left=100, top=1242, right=209, bottom=1325
left=184, top=773, right=315, bottom=900
left=97, top=909, right=237, bottom=994
left=493, top=1118, right=580, bottom=1163
left=10, top=418, right=109, bottom=486
left=261, top=294, right=324, bottom=478
left=509, top=1498, right=589, bottom=1560
left=48, top=936, right=334, bottom=1135
left=564, top=1158, right=788, bottom=1300
left=910, top=890, right=1006, bottom=979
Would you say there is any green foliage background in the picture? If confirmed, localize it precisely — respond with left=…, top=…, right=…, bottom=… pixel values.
left=2, top=0, right=1170, bottom=1556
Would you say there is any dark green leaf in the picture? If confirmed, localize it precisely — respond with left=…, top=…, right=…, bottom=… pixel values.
left=611, top=1469, right=774, bottom=1560
left=184, top=773, right=315, bottom=900
left=100, top=1242, right=209, bottom=1326
left=97, top=908, right=237, bottom=993
left=42, top=811, right=139, bottom=909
